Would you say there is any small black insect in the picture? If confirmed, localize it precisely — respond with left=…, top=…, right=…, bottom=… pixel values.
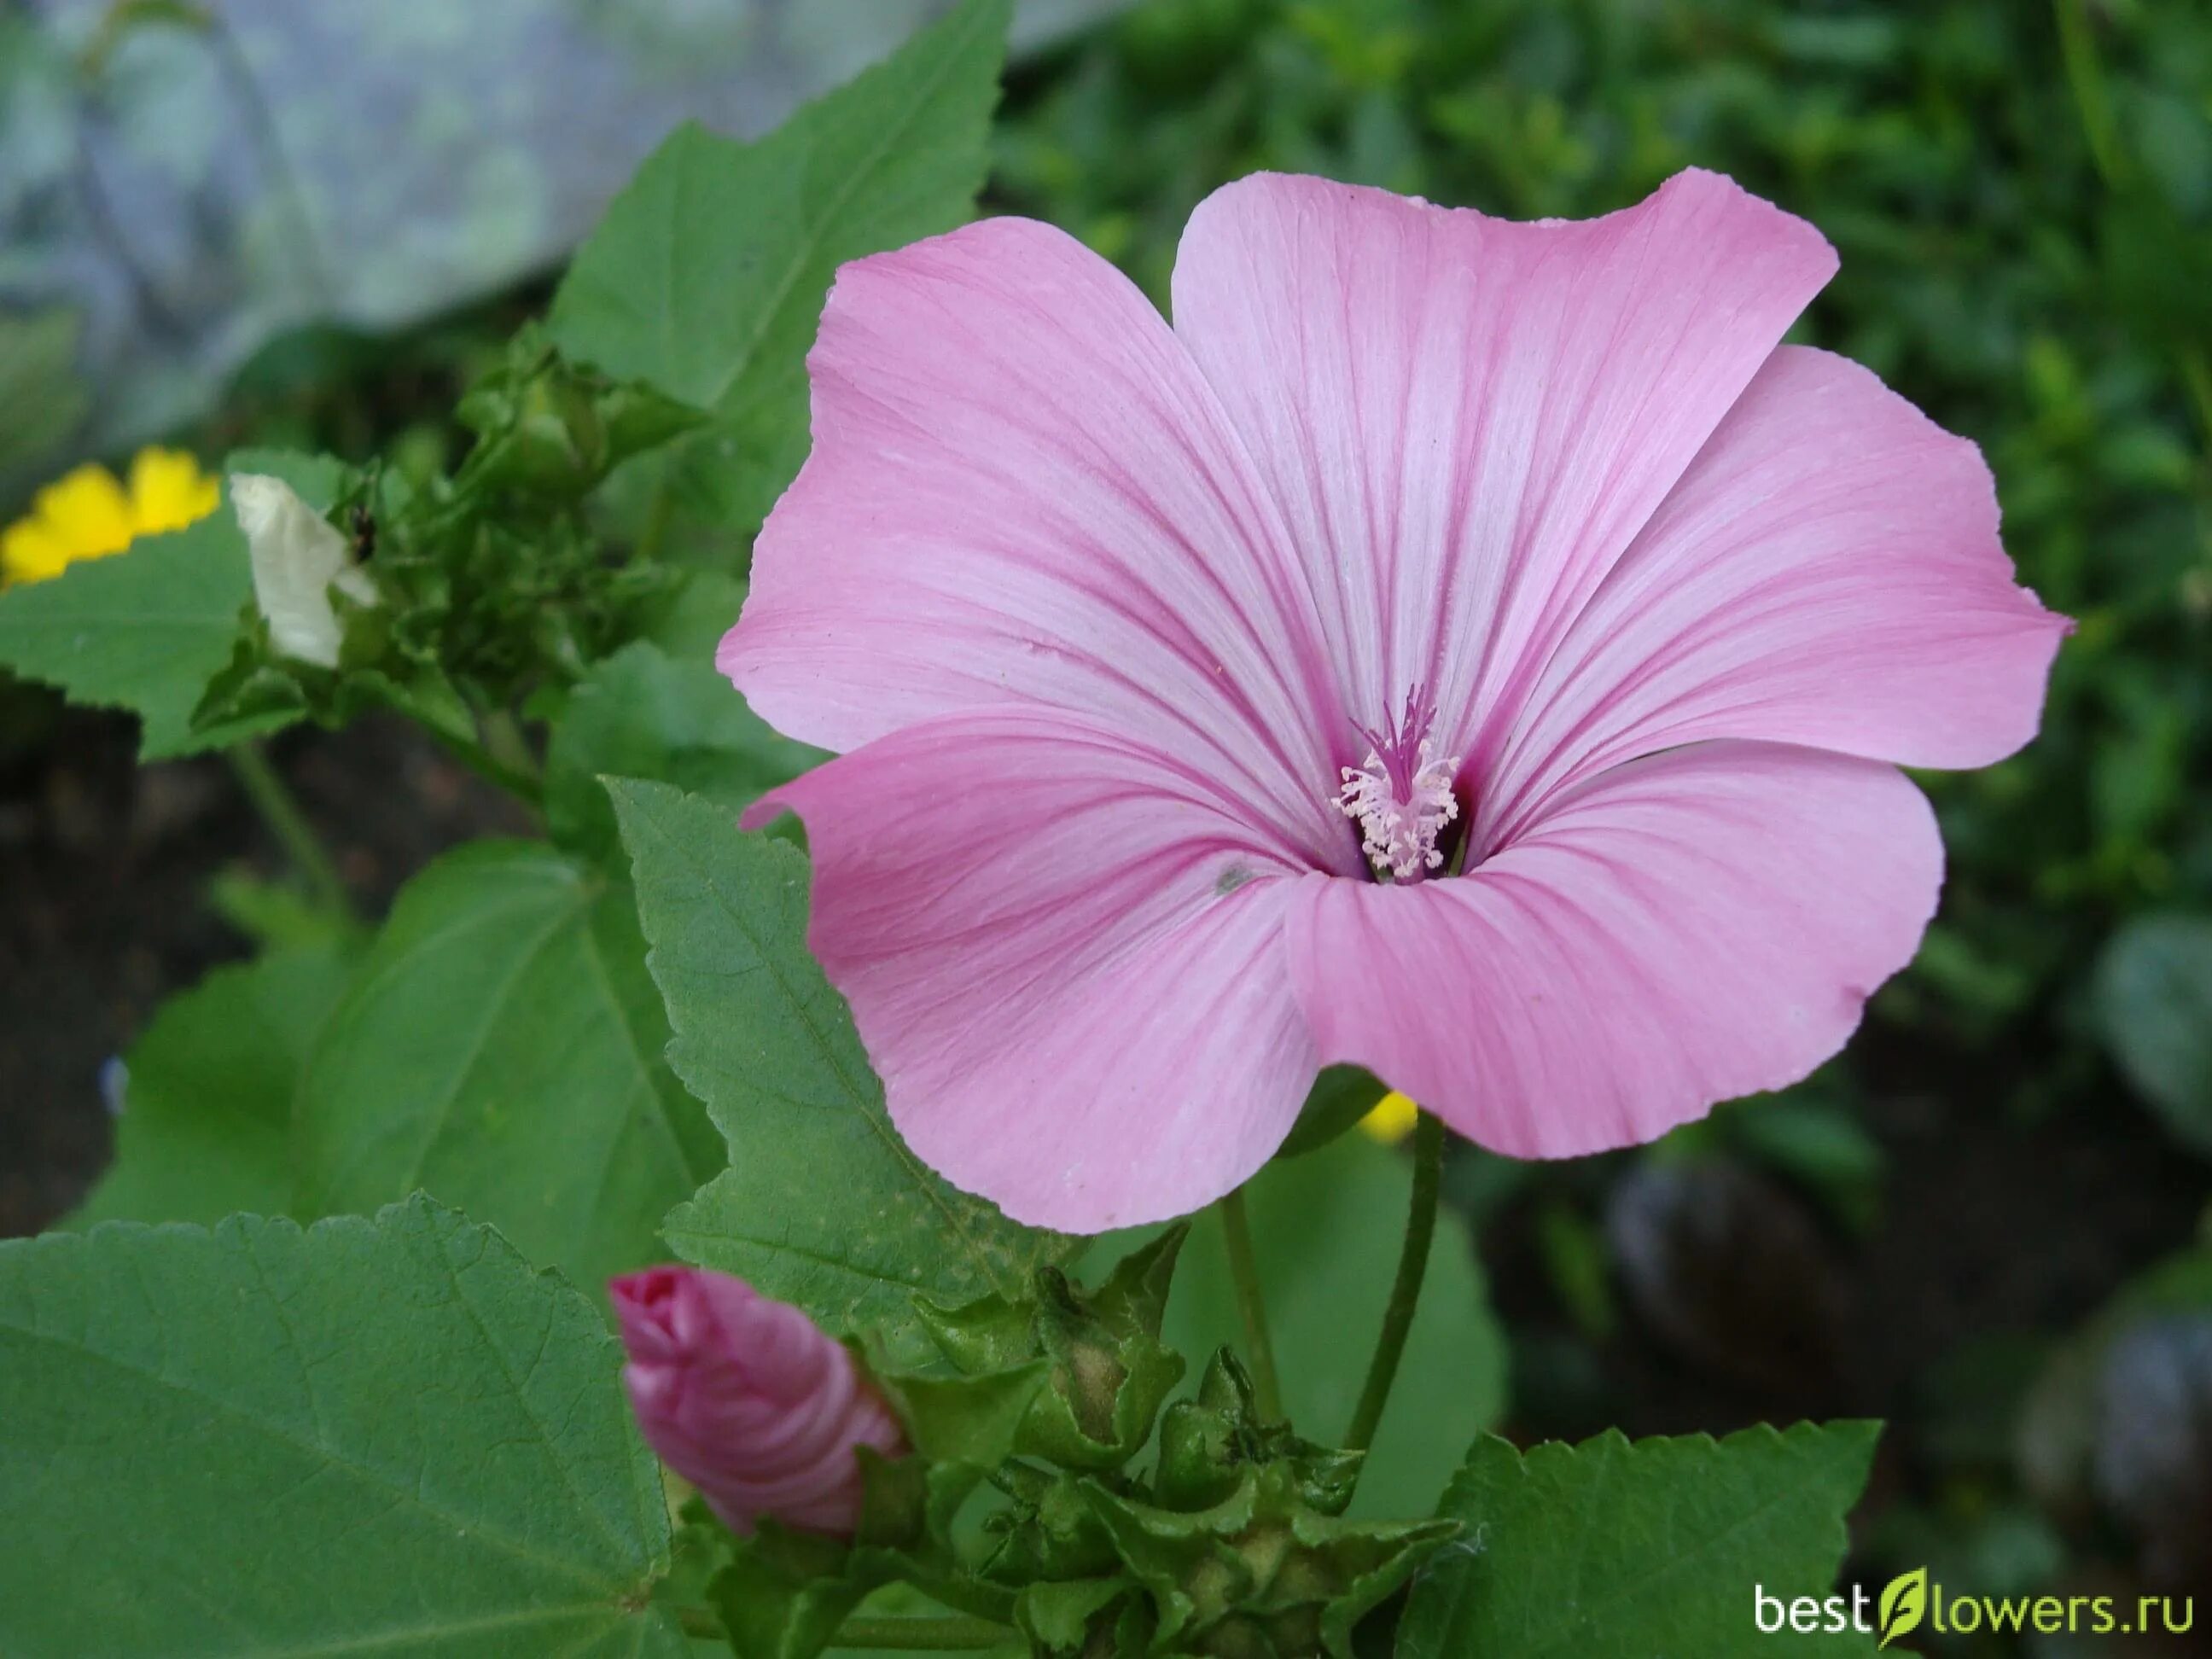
left=348, top=504, right=376, bottom=563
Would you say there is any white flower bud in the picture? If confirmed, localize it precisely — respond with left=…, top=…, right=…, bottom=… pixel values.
left=230, top=474, right=376, bottom=669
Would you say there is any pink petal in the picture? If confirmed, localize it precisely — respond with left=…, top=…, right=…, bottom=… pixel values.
left=1170, top=168, right=1837, bottom=768
left=1284, top=742, right=1941, bottom=1159
left=726, top=217, right=1356, bottom=874
left=752, top=708, right=1318, bottom=1231
left=1481, top=346, right=2068, bottom=844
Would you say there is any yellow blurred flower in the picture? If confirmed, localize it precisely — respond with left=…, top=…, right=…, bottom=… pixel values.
left=1359, top=1090, right=1421, bottom=1144
left=2, top=448, right=220, bottom=586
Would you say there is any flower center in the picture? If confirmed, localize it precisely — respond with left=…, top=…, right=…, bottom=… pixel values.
left=1336, top=686, right=1460, bottom=882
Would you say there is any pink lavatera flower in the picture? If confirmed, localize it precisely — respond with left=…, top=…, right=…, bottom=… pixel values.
left=610, top=1266, right=907, bottom=1535
left=723, top=169, right=2067, bottom=1233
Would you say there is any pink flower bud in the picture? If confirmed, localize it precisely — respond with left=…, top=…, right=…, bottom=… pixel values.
left=610, top=1266, right=908, bottom=1536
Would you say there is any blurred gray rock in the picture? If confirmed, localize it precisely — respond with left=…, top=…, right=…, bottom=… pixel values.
left=0, top=0, right=1121, bottom=495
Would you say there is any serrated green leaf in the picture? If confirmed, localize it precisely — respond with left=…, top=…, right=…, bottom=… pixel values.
left=0, top=453, right=341, bottom=758
left=545, top=639, right=823, bottom=863
left=0, top=1196, right=684, bottom=1656
left=1398, top=1423, right=1883, bottom=1658
left=608, top=779, right=1073, bottom=1367
left=0, top=495, right=253, bottom=757
left=293, top=840, right=720, bottom=1295
left=547, top=0, right=1011, bottom=531
left=68, top=941, right=358, bottom=1228
left=1154, top=1132, right=1505, bottom=1519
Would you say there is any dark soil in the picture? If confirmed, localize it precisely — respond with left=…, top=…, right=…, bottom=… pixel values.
left=0, top=694, right=527, bottom=1236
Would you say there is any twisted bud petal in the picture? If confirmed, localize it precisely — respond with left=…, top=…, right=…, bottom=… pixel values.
left=229, top=474, right=375, bottom=669
left=609, top=1266, right=908, bottom=1536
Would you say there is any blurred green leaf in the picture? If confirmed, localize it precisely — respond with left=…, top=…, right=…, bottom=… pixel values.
left=0, top=487, right=258, bottom=757
left=67, top=942, right=358, bottom=1228
left=545, top=639, right=822, bottom=863
left=293, top=840, right=721, bottom=1294
left=0, top=451, right=341, bottom=757
left=2095, top=912, right=2212, bottom=1155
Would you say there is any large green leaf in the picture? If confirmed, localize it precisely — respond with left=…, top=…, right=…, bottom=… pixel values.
left=0, top=1196, right=684, bottom=1656
left=608, top=779, right=1071, bottom=1367
left=0, top=451, right=339, bottom=758
left=69, top=941, right=358, bottom=1228
left=547, top=0, right=1010, bottom=530
left=293, top=840, right=720, bottom=1295
left=2095, top=912, right=2212, bottom=1155
left=1157, top=1132, right=1505, bottom=1519
left=545, top=640, right=823, bottom=863
left=0, top=502, right=253, bottom=757
left=1399, top=1423, right=1883, bottom=1658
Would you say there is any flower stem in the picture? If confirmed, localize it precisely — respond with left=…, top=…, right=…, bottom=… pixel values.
left=225, top=742, right=352, bottom=921
left=1219, top=1185, right=1283, bottom=1419
left=425, top=725, right=544, bottom=808
left=1344, top=1109, right=1444, bottom=1458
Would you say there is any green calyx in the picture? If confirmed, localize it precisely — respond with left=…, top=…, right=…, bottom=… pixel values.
left=991, top=1350, right=1458, bottom=1658
left=917, top=1225, right=1191, bottom=1471
left=453, top=326, right=707, bottom=503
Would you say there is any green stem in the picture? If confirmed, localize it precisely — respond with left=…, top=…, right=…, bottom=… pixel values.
left=637, top=472, right=676, bottom=564
left=477, top=707, right=540, bottom=783
left=1344, top=1110, right=1444, bottom=1459
left=225, top=742, right=352, bottom=919
left=427, top=725, right=544, bottom=808
left=1219, top=1185, right=1283, bottom=1420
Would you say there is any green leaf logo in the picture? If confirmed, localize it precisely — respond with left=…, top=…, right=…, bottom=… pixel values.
left=1879, top=1567, right=1930, bottom=1649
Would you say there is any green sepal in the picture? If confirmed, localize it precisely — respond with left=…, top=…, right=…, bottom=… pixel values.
left=710, top=1522, right=877, bottom=1659
left=451, top=325, right=707, bottom=504
left=710, top=1448, right=1020, bottom=1659
left=1016, top=1348, right=1459, bottom=1656
left=980, top=1464, right=1124, bottom=1585
left=916, top=1227, right=1191, bottom=1471
left=1079, top=1462, right=1458, bottom=1658
left=1016, top=1576, right=1148, bottom=1656
left=1155, top=1350, right=1361, bottom=1517
left=868, top=1348, right=1053, bottom=1472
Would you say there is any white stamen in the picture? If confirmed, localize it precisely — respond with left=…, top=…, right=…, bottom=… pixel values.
left=1338, top=738, right=1459, bottom=882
